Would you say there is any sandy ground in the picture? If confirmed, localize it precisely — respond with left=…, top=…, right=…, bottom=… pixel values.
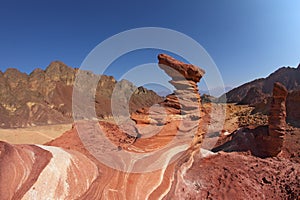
left=0, top=124, right=72, bottom=144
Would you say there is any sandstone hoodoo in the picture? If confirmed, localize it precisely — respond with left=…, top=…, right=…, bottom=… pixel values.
left=132, top=54, right=206, bottom=147
left=159, top=54, right=203, bottom=110
left=267, top=82, right=288, bottom=156
left=158, top=54, right=205, bottom=145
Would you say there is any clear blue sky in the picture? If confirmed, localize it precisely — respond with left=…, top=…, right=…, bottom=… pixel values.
left=0, top=0, right=299, bottom=91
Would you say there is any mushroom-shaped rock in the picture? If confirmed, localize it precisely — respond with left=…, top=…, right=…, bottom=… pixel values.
left=132, top=54, right=206, bottom=149
left=158, top=54, right=205, bottom=82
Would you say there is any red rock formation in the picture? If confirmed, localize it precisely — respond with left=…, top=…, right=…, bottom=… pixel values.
left=2, top=123, right=299, bottom=199
left=251, top=89, right=300, bottom=127
left=267, top=82, right=288, bottom=156
left=0, top=141, right=98, bottom=200
left=157, top=54, right=205, bottom=82
left=175, top=151, right=300, bottom=199
left=50, top=123, right=299, bottom=199
left=159, top=54, right=206, bottom=146
left=132, top=54, right=205, bottom=147
left=212, top=83, right=289, bottom=158
left=0, top=141, right=51, bottom=200
left=62, top=54, right=208, bottom=198
left=2, top=56, right=299, bottom=199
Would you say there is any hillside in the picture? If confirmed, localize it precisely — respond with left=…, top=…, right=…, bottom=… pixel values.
left=218, top=63, right=300, bottom=126
left=0, top=61, right=162, bottom=128
left=221, top=64, right=300, bottom=104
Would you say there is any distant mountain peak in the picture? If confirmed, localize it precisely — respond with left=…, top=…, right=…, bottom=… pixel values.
left=3, top=68, right=27, bottom=81
left=4, top=68, right=22, bottom=75
left=221, top=64, right=300, bottom=104
left=45, top=60, right=74, bottom=75
left=30, top=68, right=44, bottom=75
left=48, top=59, right=67, bottom=66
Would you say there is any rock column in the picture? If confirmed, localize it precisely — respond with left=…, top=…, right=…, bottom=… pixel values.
left=158, top=54, right=205, bottom=146
left=131, top=54, right=206, bottom=148
left=267, top=82, right=288, bottom=156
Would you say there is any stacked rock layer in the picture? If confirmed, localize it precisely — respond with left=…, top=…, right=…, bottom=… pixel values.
left=267, top=82, right=288, bottom=156
left=132, top=54, right=205, bottom=147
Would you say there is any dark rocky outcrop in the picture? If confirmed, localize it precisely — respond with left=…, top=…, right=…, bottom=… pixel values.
left=286, top=90, right=300, bottom=127
left=238, top=87, right=265, bottom=105
left=221, top=64, right=300, bottom=104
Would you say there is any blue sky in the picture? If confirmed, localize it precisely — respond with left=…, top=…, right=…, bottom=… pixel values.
left=0, top=0, right=299, bottom=94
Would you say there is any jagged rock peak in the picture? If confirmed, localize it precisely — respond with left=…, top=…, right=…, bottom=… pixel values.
left=45, top=60, right=74, bottom=74
left=3, top=68, right=28, bottom=85
left=30, top=68, right=44, bottom=76
left=45, top=61, right=75, bottom=83
left=158, top=54, right=205, bottom=82
left=3, top=68, right=26, bottom=77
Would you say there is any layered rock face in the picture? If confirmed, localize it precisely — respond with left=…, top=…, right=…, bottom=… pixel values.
left=158, top=54, right=204, bottom=113
left=2, top=125, right=299, bottom=199
left=267, top=82, right=288, bottom=156
left=0, top=141, right=98, bottom=200
left=47, top=124, right=299, bottom=199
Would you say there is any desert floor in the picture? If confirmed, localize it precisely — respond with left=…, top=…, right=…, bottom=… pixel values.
left=0, top=124, right=72, bottom=144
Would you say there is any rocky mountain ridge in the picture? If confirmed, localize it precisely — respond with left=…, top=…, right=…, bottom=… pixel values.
left=221, top=64, right=300, bottom=104
left=0, top=61, right=162, bottom=128
left=220, top=64, right=300, bottom=126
